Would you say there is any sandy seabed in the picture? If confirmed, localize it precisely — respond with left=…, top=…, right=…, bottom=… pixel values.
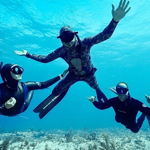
left=0, top=128, right=150, bottom=150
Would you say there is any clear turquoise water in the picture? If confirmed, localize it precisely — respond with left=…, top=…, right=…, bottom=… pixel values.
left=0, top=0, right=150, bottom=131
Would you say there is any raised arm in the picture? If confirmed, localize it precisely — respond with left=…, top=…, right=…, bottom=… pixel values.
left=25, top=68, right=68, bottom=91
left=84, top=0, right=131, bottom=47
left=14, top=47, right=63, bottom=63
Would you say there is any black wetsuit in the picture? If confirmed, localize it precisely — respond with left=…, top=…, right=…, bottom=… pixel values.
left=93, top=97, right=150, bottom=133
left=0, top=76, right=60, bottom=116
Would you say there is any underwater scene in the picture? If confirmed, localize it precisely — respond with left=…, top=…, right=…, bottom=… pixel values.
left=0, top=0, right=150, bottom=149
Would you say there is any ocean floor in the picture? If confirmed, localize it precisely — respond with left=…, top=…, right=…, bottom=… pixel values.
left=0, top=128, right=150, bottom=150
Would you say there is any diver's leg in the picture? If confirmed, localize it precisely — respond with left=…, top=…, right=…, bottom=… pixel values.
left=130, top=113, right=145, bottom=133
left=96, top=87, right=108, bottom=103
left=84, top=75, right=108, bottom=103
left=52, top=73, right=77, bottom=95
left=34, top=73, right=77, bottom=118
left=136, top=113, right=145, bottom=130
left=146, top=116, right=150, bottom=126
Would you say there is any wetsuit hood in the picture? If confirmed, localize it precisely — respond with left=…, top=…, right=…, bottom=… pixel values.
left=1, top=63, right=19, bottom=90
left=57, top=26, right=76, bottom=43
left=57, top=26, right=81, bottom=48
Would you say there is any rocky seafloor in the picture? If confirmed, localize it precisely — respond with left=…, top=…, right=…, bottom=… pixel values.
left=0, top=128, right=150, bottom=150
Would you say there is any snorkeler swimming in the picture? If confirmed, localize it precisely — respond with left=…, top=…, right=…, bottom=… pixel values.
left=88, top=82, right=150, bottom=133
left=0, top=62, right=68, bottom=116
left=14, top=0, right=131, bottom=119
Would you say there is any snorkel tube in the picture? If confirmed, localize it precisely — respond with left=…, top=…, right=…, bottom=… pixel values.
left=109, top=87, right=118, bottom=95
left=109, top=85, right=131, bottom=102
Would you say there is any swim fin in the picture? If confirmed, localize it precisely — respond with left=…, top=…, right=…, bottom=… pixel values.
left=33, top=90, right=68, bottom=119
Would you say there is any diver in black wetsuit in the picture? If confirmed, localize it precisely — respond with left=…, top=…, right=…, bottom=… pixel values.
left=0, top=62, right=68, bottom=116
left=88, top=82, right=150, bottom=133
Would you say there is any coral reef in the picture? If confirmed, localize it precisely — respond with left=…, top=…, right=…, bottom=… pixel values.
left=0, top=128, right=150, bottom=150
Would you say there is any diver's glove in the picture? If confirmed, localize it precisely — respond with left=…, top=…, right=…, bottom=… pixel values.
left=59, top=68, right=69, bottom=79
left=14, top=50, right=28, bottom=56
left=145, top=94, right=150, bottom=104
left=112, top=0, right=131, bottom=22
left=87, top=96, right=96, bottom=103
left=5, top=97, right=17, bottom=109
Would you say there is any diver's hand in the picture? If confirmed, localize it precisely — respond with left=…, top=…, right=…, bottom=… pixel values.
left=87, top=96, right=96, bottom=103
left=145, top=94, right=150, bottom=104
left=112, top=0, right=131, bottom=22
left=5, top=97, right=16, bottom=109
left=14, top=50, right=28, bottom=56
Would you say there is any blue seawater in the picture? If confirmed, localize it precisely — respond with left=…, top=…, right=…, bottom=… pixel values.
left=0, top=0, right=150, bottom=132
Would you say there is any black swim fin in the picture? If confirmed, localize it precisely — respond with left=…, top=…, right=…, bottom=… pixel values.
left=33, top=90, right=68, bottom=119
